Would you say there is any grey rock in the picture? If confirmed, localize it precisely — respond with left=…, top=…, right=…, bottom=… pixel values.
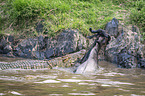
left=32, top=51, right=45, bottom=60
left=6, top=52, right=15, bottom=57
left=45, top=29, right=89, bottom=58
left=3, top=45, right=12, bottom=54
left=117, top=53, right=137, bottom=68
left=15, top=38, right=38, bottom=58
left=35, top=19, right=45, bottom=34
left=139, top=59, right=145, bottom=68
left=0, top=35, right=13, bottom=54
left=8, top=35, right=14, bottom=42
left=105, top=18, right=119, bottom=38
left=45, top=48, right=54, bottom=58
left=105, top=18, right=144, bottom=68
left=38, top=35, right=45, bottom=50
left=13, top=29, right=91, bottom=59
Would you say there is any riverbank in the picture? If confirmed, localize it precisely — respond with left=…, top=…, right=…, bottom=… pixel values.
left=0, top=0, right=144, bottom=39
left=0, top=18, right=144, bottom=69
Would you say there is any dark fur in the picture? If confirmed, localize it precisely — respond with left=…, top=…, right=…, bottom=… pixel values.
left=79, top=40, right=101, bottom=63
left=89, top=28, right=110, bottom=44
left=79, top=28, right=110, bottom=64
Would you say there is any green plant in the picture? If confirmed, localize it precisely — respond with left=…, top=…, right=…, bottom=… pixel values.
left=0, top=0, right=144, bottom=39
left=129, top=0, right=145, bottom=40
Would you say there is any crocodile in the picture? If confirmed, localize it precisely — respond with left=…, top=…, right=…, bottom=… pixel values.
left=0, top=28, right=110, bottom=72
left=0, top=50, right=86, bottom=70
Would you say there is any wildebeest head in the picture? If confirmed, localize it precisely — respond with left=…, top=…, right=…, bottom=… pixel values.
left=87, top=28, right=111, bottom=46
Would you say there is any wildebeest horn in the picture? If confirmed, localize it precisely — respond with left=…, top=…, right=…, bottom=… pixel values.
left=89, top=28, right=103, bottom=33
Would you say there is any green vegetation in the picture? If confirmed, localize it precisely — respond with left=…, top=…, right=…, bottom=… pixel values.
left=0, top=0, right=144, bottom=39
left=128, top=0, right=145, bottom=38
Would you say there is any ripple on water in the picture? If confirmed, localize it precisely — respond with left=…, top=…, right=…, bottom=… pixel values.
left=68, top=92, right=96, bottom=95
left=9, top=91, right=23, bottom=95
left=57, top=79, right=82, bottom=82
left=78, top=83, right=89, bottom=85
left=62, top=84, right=70, bottom=87
left=49, top=94, right=63, bottom=96
left=101, top=84, right=111, bottom=87
left=94, top=79, right=134, bottom=86
left=34, top=80, right=61, bottom=83
left=25, top=75, right=57, bottom=79
left=0, top=93, right=6, bottom=96
left=102, top=72, right=125, bottom=76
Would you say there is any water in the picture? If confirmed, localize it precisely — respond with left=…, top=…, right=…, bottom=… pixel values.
left=0, top=59, right=145, bottom=96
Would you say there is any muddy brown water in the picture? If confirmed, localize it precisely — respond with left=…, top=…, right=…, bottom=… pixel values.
left=0, top=57, right=145, bottom=96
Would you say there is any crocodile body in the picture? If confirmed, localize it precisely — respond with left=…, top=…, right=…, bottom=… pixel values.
left=0, top=60, right=50, bottom=70
left=0, top=50, right=86, bottom=70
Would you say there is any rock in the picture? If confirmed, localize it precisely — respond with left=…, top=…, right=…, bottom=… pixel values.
left=45, top=48, right=54, bottom=58
left=117, top=53, right=137, bottom=68
left=8, top=35, right=14, bottom=42
left=14, top=38, right=37, bottom=58
left=35, top=19, right=45, bottom=34
left=105, top=18, right=144, bottom=68
left=38, top=35, right=45, bottom=50
left=6, top=52, right=15, bottom=57
left=0, top=35, right=14, bottom=54
left=3, top=45, right=12, bottom=54
left=32, top=51, right=45, bottom=60
left=44, top=29, right=90, bottom=59
left=105, top=17, right=119, bottom=38
left=139, top=59, right=145, bottom=68
left=13, top=29, right=91, bottom=59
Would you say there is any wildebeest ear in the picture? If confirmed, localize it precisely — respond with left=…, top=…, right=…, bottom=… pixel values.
left=89, top=27, right=92, bottom=32
left=106, top=35, right=111, bottom=44
left=108, top=35, right=111, bottom=42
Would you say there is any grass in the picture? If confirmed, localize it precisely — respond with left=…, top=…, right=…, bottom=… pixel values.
left=0, top=0, right=144, bottom=39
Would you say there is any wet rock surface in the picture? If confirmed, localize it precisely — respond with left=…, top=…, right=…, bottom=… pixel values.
left=44, top=29, right=89, bottom=58
left=105, top=18, right=144, bottom=68
left=0, top=35, right=14, bottom=54
left=0, top=29, right=91, bottom=60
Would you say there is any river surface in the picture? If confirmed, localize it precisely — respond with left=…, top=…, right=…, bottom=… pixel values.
left=0, top=57, right=145, bottom=96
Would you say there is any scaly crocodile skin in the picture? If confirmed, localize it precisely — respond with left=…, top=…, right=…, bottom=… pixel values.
left=0, top=50, right=86, bottom=70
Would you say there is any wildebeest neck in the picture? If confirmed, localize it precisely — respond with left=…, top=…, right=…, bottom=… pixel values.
left=79, top=40, right=101, bottom=64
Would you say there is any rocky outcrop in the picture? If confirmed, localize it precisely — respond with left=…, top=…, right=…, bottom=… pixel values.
left=105, top=18, right=144, bottom=68
left=0, top=35, right=14, bottom=56
left=44, top=29, right=89, bottom=58
left=0, top=18, right=144, bottom=69
left=0, top=29, right=91, bottom=60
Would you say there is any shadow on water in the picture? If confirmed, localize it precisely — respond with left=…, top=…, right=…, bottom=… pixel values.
left=0, top=57, right=145, bottom=96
